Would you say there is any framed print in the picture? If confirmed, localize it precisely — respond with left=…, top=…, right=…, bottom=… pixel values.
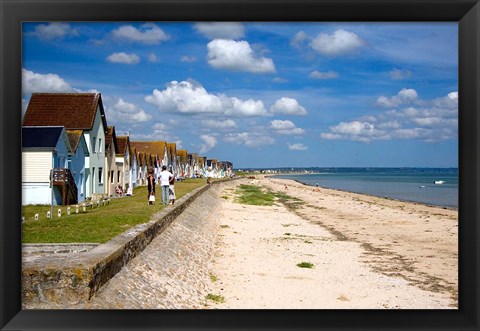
left=1, top=0, right=479, bottom=330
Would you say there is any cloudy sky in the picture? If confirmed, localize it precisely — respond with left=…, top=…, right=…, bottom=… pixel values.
left=22, top=22, right=458, bottom=168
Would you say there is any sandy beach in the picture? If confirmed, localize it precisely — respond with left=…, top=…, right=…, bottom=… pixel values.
left=205, top=176, right=457, bottom=309
left=44, top=175, right=457, bottom=310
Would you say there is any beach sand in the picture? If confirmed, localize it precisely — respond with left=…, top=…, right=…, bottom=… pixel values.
left=206, top=176, right=457, bottom=309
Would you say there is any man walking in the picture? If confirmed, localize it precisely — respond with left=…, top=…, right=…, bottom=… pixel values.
left=159, top=165, right=174, bottom=205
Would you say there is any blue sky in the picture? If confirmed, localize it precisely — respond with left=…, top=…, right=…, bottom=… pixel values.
left=22, top=22, right=458, bottom=168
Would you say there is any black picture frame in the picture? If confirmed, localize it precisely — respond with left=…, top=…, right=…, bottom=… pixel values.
left=1, top=0, right=479, bottom=330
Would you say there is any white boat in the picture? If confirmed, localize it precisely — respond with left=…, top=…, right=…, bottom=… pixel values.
left=434, top=180, right=445, bottom=185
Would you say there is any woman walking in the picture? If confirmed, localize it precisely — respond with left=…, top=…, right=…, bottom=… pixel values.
left=147, top=168, right=156, bottom=205
left=169, top=174, right=176, bottom=205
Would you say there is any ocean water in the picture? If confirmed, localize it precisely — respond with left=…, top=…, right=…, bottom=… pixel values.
left=273, top=168, right=458, bottom=208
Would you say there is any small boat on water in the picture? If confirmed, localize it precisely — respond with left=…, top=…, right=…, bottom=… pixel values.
left=434, top=180, right=445, bottom=185
left=419, top=185, right=426, bottom=188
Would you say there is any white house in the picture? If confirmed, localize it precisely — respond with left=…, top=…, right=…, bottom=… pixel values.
left=116, top=135, right=132, bottom=191
left=105, top=126, right=120, bottom=197
left=22, top=126, right=70, bottom=205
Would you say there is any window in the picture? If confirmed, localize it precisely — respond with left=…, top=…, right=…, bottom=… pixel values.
left=110, top=170, right=114, bottom=184
left=92, top=137, right=96, bottom=154
left=99, top=138, right=102, bottom=154
left=99, top=167, right=103, bottom=184
left=117, top=171, right=121, bottom=183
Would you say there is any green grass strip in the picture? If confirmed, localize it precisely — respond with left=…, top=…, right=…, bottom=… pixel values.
left=22, top=178, right=206, bottom=244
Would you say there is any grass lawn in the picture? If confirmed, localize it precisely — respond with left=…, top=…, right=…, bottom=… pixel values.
left=22, top=178, right=207, bottom=244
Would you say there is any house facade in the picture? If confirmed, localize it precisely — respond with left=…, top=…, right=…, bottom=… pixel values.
left=22, top=93, right=108, bottom=199
left=66, top=129, right=89, bottom=202
left=22, top=126, right=70, bottom=205
left=116, top=135, right=132, bottom=191
left=105, top=126, right=120, bottom=197
left=129, top=145, right=138, bottom=189
left=177, top=149, right=188, bottom=178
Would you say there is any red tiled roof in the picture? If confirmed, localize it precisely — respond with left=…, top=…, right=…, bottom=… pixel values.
left=177, top=149, right=188, bottom=163
left=105, top=126, right=119, bottom=154
left=116, top=136, right=130, bottom=156
left=22, top=93, right=107, bottom=130
left=130, top=141, right=166, bottom=159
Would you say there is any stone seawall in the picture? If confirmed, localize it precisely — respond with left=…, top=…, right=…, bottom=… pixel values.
left=22, top=181, right=223, bottom=307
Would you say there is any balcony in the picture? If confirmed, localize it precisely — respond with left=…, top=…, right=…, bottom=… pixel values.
left=52, top=168, right=78, bottom=205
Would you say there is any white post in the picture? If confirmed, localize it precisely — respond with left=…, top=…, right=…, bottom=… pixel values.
left=50, top=169, right=54, bottom=221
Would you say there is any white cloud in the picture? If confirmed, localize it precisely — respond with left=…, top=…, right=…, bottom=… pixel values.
left=27, top=23, right=78, bottom=40
left=199, top=134, right=217, bottom=154
left=106, top=52, right=140, bottom=64
left=105, top=98, right=152, bottom=123
left=321, top=90, right=458, bottom=143
left=226, top=98, right=268, bottom=117
left=195, top=23, right=245, bottom=39
left=201, top=119, right=237, bottom=129
left=112, top=23, right=169, bottom=44
left=207, top=39, right=276, bottom=73
left=145, top=80, right=268, bottom=117
left=145, top=80, right=224, bottom=114
left=272, top=77, right=288, bottom=83
left=148, top=53, right=159, bottom=63
left=291, top=31, right=309, bottom=49
left=376, top=88, right=419, bottom=108
left=130, top=122, right=179, bottom=142
left=328, top=121, right=386, bottom=142
left=22, top=69, right=74, bottom=94
left=376, top=120, right=401, bottom=129
left=310, top=29, right=365, bottom=56
left=225, top=132, right=275, bottom=148
left=287, top=143, right=308, bottom=151
left=181, top=55, right=197, bottom=63
left=270, top=97, right=308, bottom=116
left=432, top=91, right=458, bottom=109
left=270, top=120, right=296, bottom=130
left=410, top=117, right=457, bottom=127
left=389, top=68, right=413, bottom=80
left=309, top=70, right=339, bottom=79
left=153, top=123, right=167, bottom=130
left=270, top=120, right=305, bottom=135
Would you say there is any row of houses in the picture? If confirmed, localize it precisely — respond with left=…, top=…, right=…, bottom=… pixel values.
left=21, top=93, right=234, bottom=206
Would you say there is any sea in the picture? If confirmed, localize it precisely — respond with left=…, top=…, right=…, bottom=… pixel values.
left=272, top=168, right=458, bottom=209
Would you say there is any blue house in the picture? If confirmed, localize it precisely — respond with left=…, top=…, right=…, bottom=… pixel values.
left=66, top=130, right=89, bottom=202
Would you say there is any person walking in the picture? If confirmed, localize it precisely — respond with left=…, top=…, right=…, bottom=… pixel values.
left=159, top=165, right=174, bottom=205
left=169, top=174, right=176, bottom=205
left=147, top=168, right=155, bottom=205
